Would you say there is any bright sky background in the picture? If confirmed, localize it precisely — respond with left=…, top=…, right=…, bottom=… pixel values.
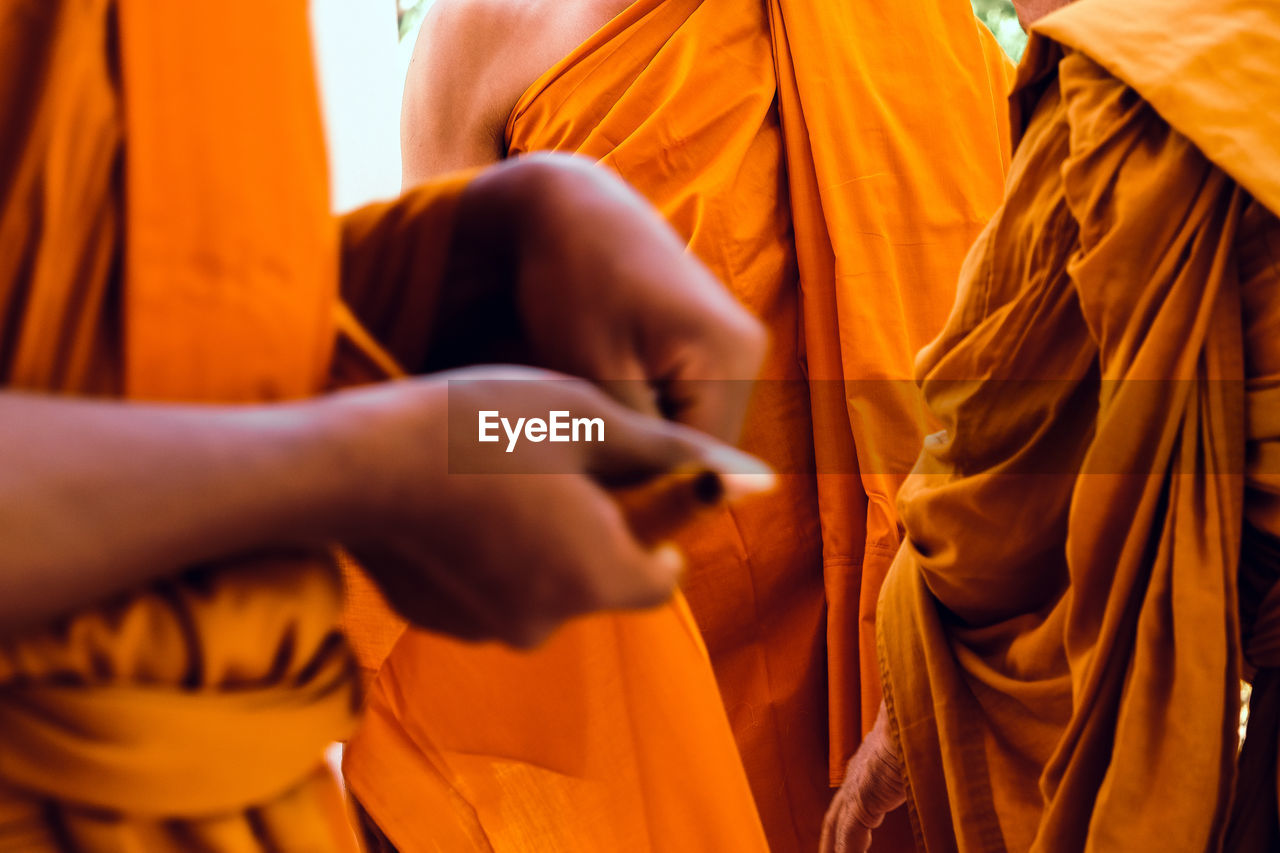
left=310, top=0, right=412, bottom=213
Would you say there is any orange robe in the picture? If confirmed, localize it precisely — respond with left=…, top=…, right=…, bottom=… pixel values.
left=0, top=1, right=467, bottom=849
left=877, top=0, right=1280, bottom=849
left=343, top=0, right=1012, bottom=850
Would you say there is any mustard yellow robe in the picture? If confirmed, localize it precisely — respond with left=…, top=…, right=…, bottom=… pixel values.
left=0, top=1, right=467, bottom=848
left=878, top=0, right=1280, bottom=849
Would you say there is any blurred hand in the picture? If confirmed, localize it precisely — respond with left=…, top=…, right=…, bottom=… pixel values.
left=437, top=154, right=767, bottom=442
left=328, top=365, right=771, bottom=647
left=820, top=703, right=908, bottom=853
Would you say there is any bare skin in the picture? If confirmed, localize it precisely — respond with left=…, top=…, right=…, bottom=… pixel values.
left=1010, top=0, right=1071, bottom=30
left=819, top=1, right=1074, bottom=850
left=436, top=155, right=766, bottom=439
left=400, top=0, right=634, bottom=183
left=818, top=703, right=907, bottom=853
left=0, top=155, right=768, bottom=646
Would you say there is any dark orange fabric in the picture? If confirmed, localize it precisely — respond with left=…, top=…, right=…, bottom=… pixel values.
left=877, top=1, right=1280, bottom=849
left=0, top=1, right=468, bottom=849
left=343, top=1, right=1012, bottom=851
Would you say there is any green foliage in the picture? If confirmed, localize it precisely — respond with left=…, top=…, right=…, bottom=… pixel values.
left=972, top=0, right=1027, bottom=60
left=398, top=0, right=432, bottom=41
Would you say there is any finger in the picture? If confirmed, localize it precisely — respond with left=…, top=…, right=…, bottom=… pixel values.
left=554, top=480, right=688, bottom=613
left=836, top=805, right=873, bottom=853
left=471, top=473, right=685, bottom=624
left=835, top=807, right=849, bottom=853
left=651, top=291, right=767, bottom=442
left=611, top=466, right=726, bottom=547
left=356, top=530, right=572, bottom=649
left=586, top=403, right=775, bottom=493
left=596, top=372, right=664, bottom=422
left=656, top=372, right=758, bottom=445
left=819, top=796, right=841, bottom=853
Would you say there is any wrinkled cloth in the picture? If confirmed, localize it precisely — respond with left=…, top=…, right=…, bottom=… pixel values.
left=877, top=0, right=1280, bottom=850
left=343, top=0, right=1013, bottom=850
left=0, top=0, right=468, bottom=848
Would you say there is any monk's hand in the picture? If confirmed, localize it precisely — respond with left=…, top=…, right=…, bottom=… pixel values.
left=439, top=154, right=767, bottom=443
left=820, top=703, right=908, bottom=853
left=329, top=365, right=772, bottom=647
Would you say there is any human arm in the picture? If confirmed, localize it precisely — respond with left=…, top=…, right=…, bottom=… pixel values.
left=0, top=390, right=347, bottom=633
left=0, top=369, right=768, bottom=644
left=343, top=155, right=767, bottom=442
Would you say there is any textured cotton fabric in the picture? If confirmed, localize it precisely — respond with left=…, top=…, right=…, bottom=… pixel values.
left=877, top=1, right=1280, bottom=850
left=0, top=1, right=468, bottom=848
left=344, top=0, right=1013, bottom=850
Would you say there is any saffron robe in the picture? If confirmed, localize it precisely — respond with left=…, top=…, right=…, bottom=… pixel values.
left=877, top=0, right=1280, bottom=849
left=0, top=0, right=468, bottom=848
left=343, top=0, right=1013, bottom=850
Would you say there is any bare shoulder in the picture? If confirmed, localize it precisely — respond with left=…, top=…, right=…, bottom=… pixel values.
left=401, top=0, right=633, bottom=185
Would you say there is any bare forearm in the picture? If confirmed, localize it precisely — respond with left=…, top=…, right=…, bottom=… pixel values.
left=340, top=156, right=568, bottom=376
left=419, top=155, right=637, bottom=372
left=339, top=172, right=473, bottom=373
left=0, top=392, right=358, bottom=633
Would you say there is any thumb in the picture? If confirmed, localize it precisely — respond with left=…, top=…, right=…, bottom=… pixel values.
left=611, top=467, right=726, bottom=548
left=585, top=405, right=775, bottom=495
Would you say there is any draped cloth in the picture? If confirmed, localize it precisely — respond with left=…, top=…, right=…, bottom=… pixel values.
left=343, top=1, right=1012, bottom=851
left=0, top=0, right=469, bottom=848
left=345, top=597, right=771, bottom=853
left=766, top=0, right=1013, bottom=775
left=876, top=0, right=1280, bottom=849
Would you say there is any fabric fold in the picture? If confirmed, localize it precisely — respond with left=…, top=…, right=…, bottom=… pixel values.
left=347, top=1, right=1013, bottom=851
left=0, top=0, right=472, bottom=848
left=0, top=678, right=355, bottom=817
left=766, top=0, right=1013, bottom=774
left=877, top=1, right=1280, bottom=849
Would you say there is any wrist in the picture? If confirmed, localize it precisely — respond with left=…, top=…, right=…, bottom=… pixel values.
left=300, top=379, right=450, bottom=544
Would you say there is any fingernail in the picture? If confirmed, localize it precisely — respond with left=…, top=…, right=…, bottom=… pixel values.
left=697, top=443, right=776, bottom=500
left=720, top=471, right=777, bottom=501
left=700, top=443, right=775, bottom=476
left=653, top=543, right=686, bottom=577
